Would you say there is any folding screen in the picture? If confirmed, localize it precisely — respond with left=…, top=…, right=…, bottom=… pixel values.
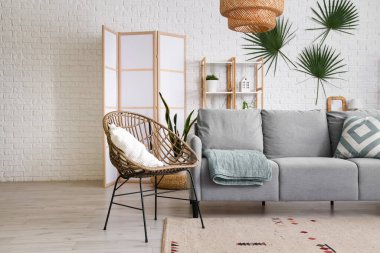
left=102, top=27, right=186, bottom=187
left=102, top=26, right=119, bottom=187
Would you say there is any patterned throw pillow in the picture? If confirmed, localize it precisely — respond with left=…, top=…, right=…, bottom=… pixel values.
left=335, top=116, right=380, bottom=159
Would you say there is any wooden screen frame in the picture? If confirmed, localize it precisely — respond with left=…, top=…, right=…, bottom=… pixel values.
left=102, top=25, right=119, bottom=187
left=327, top=96, right=347, bottom=112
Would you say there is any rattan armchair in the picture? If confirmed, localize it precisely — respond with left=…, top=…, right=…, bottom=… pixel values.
left=102, top=111, right=204, bottom=243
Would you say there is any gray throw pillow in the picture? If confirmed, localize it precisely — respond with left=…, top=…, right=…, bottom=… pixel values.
left=196, top=109, right=263, bottom=151
left=327, top=110, right=380, bottom=154
left=335, top=116, right=380, bottom=159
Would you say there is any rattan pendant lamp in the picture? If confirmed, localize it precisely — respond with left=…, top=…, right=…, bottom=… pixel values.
left=220, top=0, right=284, bottom=33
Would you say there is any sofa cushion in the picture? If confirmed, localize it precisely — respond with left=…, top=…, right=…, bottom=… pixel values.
left=335, top=116, right=380, bottom=159
left=197, top=109, right=263, bottom=151
left=327, top=110, right=380, bottom=154
left=349, top=158, right=380, bottom=200
left=200, top=158, right=279, bottom=201
left=274, top=157, right=358, bottom=201
left=261, top=110, right=331, bottom=159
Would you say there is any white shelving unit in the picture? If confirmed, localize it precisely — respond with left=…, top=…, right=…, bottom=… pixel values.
left=200, top=57, right=264, bottom=109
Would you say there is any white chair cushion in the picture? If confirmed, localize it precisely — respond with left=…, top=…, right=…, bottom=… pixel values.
left=109, top=124, right=164, bottom=167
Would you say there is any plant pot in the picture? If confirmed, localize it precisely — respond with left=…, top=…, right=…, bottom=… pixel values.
left=207, top=80, right=218, bottom=92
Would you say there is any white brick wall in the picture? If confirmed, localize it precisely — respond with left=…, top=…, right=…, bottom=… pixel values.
left=0, top=0, right=379, bottom=181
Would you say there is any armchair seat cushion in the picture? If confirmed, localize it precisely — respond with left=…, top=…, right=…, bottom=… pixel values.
left=349, top=158, right=380, bottom=200
left=200, top=158, right=279, bottom=201
left=274, top=157, right=358, bottom=201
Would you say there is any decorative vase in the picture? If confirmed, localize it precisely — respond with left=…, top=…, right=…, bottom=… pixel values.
left=207, top=80, right=218, bottom=92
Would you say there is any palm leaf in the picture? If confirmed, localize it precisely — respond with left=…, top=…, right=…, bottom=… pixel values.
left=242, top=17, right=297, bottom=76
left=296, top=44, right=347, bottom=104
left=307, top=0, right=359, bottom=45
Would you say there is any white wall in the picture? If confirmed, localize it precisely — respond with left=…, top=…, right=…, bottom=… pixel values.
left=0, top=0, right=379, bottom=181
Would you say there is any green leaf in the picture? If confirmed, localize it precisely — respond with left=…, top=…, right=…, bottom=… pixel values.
left=296, top=44, right=347, bottom=105
left=159, top=92, right=173, bottom=132
left=182, top=110, right=197, bottom=142
left=242, top=17, right=297, bottom=76
left=307, top=0, right=359, bottom=44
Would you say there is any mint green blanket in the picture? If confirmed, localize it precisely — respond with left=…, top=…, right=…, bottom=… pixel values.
left=203, top=149, right=272, bottom=186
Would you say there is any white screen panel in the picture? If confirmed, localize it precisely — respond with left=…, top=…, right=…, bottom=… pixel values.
left=159, top=35, right=184, bottom=71
left=120, top=71, right=154, bottom=107
left=159, top=71, right=184, bottom=108
left=159, top=109, right=185, bottom=134
left=124, top=108, right=154, bottom=119
left=105, top=146, right=119, bottom=185
left=104, top=107, right=117, bottom=116
left=104, top=30, right=117, bottom=69
left=105, top=69, right=117, bottom=108
left=120, top=34, right=154, bottom=69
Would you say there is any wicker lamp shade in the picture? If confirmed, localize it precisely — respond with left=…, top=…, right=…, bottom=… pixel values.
left=228, top=9, right=277, bottom=33
left=220, top=0, right=284, bottom=33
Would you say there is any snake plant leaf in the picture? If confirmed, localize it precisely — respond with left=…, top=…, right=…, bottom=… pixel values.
left=159, top=92, right=173, bottom=132
left=173, top=113, right=178, bottom=135
left=307, top=0, right=359, bottom=45
left=296, top=44, right=346, bottom=105
left=182, top=110, right=197, bottom=142
left=159, top=92, right=197, bottom=146
left=242, top=17, right=297, bottom=76
left=182, top=110, right=193, bottom=140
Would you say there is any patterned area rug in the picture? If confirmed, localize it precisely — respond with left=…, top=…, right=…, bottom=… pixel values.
left=162, top=216, right=380, bottom=252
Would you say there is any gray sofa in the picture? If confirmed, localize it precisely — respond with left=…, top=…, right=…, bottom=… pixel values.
left=187, top=109, right=380, bottom=215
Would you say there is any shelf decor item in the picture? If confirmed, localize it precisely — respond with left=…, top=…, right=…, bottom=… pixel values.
left=240, top=77, right=251, bottom=92
left=327, top=96, right=347, bottom=112
left=206, top=74, right=219, bottom=92
left=220, top=0, right=285, bottom=33
left=296, top=44, right=346, bottom=105
left=307, top=0, right=359, bottom=45
left=347, top=98, right=362, bottom=111
left=242, top=17, right=296, bottom=76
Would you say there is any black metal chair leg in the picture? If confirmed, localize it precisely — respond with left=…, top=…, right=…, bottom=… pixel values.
left=154, top=176, right=157, bottom=220
left=139, top=178, right=148, bottom=243
left=103, top=176, right=121, bottom=230
left=190, top=200, right=199, bottom=218
left=187, top=170, right=205, bottom=229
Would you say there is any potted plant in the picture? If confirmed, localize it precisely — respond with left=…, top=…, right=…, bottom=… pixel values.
left=206, top=74, right=219, bottom=92
left=152, top=93, right=198, bottom=190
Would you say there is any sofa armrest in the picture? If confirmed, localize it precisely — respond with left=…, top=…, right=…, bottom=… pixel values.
left=187, top=134, right=202, bottom=201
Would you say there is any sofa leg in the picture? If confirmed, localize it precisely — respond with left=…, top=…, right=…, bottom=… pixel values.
left=190, top=200, right=199, bottom=218
left=262, top=201, right=266, bottom=206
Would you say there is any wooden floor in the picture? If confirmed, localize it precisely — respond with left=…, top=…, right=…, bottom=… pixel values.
left=1, top=181, right=380, bottom=253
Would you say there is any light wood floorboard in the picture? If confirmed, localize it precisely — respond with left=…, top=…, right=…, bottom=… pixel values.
left=0, top=181, right=380, bottom=252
